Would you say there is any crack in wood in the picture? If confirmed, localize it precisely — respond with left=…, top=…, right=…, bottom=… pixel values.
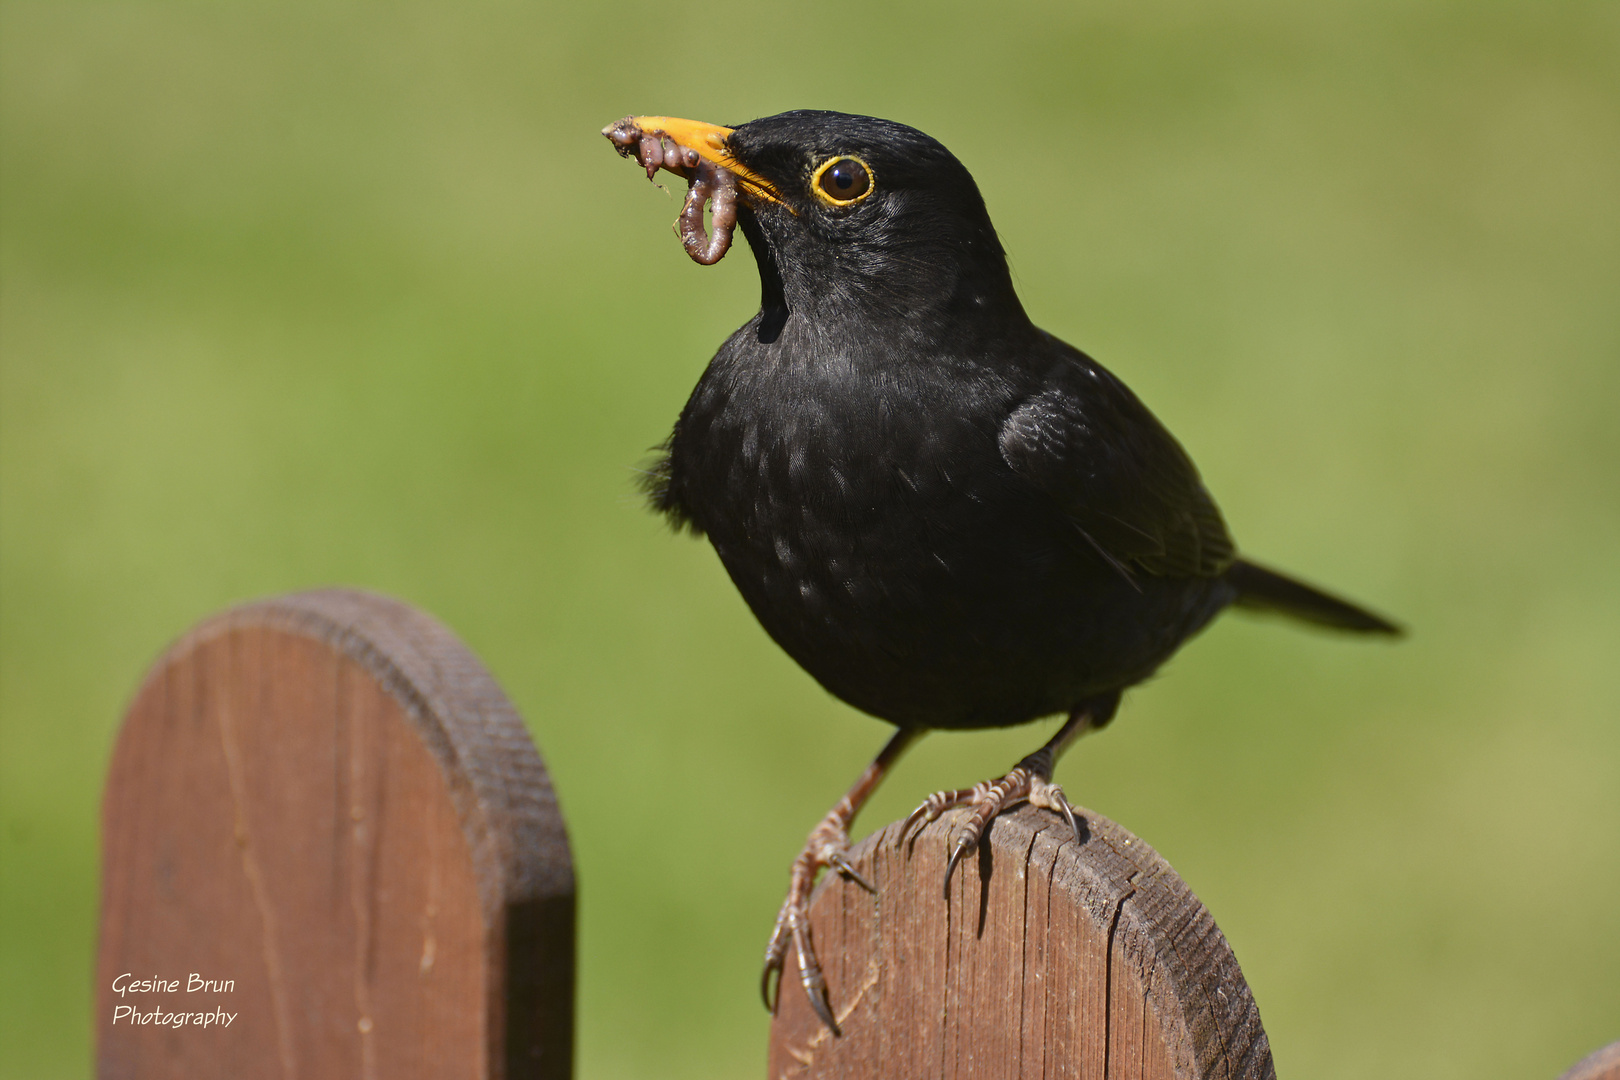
left=215, top=638, right=298, bottom=1080
left=1102, top=881, right=1137, bottom=1080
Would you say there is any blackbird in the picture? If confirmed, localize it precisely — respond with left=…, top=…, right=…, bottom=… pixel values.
left=603, top=110, right=1400, bottom=1033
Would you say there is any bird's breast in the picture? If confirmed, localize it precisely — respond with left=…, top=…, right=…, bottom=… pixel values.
left=669, top=338, right=1070, bottom=665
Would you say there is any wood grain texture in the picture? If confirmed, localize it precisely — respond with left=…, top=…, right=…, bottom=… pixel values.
left=1560, top=1042, right=1620, bottom=1080
left=96, top=590, right=573, bottom=1080
left=767, top=805, right=1273, bottom=1080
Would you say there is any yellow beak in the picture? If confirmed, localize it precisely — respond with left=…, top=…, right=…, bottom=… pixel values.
left=603, top=115, right=784, bottom=206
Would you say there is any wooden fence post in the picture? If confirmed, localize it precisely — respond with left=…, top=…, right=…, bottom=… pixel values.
left=768, top=804, right=1274, bottom=1080
left=96, top=589, right=573, bottom=1080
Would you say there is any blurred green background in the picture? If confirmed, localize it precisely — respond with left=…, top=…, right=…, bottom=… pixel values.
left=2, top=1, right=1616, bottom=1077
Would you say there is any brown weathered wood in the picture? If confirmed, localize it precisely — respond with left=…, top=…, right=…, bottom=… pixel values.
left=767, top=804, right=1273, bottom=1080
left=97, top=589, right=573, bottom=1080
left=1560, top=1042, right=1620, bottom=1080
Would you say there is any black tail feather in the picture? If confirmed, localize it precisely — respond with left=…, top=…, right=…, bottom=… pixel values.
left=1226, top=559, right=1403, bottom=635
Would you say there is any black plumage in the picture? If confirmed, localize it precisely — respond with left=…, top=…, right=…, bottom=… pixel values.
left=605, top=109, right=1398, bottom=1031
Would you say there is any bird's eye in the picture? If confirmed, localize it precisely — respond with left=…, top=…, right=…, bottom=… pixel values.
left=812, top=156, right=874, bottom=206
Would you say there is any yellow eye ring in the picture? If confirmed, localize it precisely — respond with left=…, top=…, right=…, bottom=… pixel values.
left=811, top=155, right=875, bottom=207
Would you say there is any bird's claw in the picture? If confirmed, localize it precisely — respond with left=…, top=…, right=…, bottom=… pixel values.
left=901, top=766, right=1083, bottom=896
left=762, top=894, right=839, bottom=1034
left=827, top=850, right=875, bottom=893
left=761, top=815, right=874, bottom=1034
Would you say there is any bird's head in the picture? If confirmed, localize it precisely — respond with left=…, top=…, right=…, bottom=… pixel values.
left=605, top=110, right=1024, bottom=332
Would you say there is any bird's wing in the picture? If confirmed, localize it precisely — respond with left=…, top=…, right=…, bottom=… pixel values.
left=998, top=354, right=1235, bottom=580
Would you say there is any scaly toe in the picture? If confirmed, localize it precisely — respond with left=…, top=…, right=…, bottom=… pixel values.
left=1028, top=778, right=1083, bottom=845
left=761, top=899, right=793, bottom=1010
left=938, top=773, right=1026, bottom=894
left=761, top=820, right=870, bottom=1031
left=905, top=764, right=1083, bottom=895
left=899, top=787, right=977, bottom=847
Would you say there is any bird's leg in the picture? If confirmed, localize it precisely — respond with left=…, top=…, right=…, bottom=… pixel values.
left=901, top=706, right=1097, bottom=896
left=762, top=726, right=921, bottom=1034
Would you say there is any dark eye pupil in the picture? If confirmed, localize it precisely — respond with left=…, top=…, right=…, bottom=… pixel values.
left=819, top=158, right=870, bottom=201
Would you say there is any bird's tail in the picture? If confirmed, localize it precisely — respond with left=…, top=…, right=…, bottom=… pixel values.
left=1225, top=559, right=1403, bottom=635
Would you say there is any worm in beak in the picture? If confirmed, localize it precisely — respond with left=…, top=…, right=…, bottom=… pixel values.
left=603, top=115, right=770, bottom=266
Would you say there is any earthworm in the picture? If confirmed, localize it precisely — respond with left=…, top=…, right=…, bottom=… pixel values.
left=676, top=159, right=738, bottom=266
left=605, top=117, right=737, bottom=265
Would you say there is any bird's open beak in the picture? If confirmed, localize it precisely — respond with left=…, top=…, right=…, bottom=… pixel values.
left=603, top=115, right=784, bottom=266
left=602, top=115, right=781, bottom=206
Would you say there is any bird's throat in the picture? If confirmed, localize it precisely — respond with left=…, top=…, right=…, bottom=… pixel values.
left=738, top=207, right=789, bottom=344
left=738, top=205, right=1028, bottom=354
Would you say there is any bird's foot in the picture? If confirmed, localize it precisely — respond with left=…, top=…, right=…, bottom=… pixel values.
left=900, top=757, right=1082, bottom=897
left=761, top=813, right=873, bottom=1034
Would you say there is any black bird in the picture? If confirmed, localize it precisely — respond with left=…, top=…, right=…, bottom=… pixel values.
left=603, top=110, right=1399, bottom=1032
